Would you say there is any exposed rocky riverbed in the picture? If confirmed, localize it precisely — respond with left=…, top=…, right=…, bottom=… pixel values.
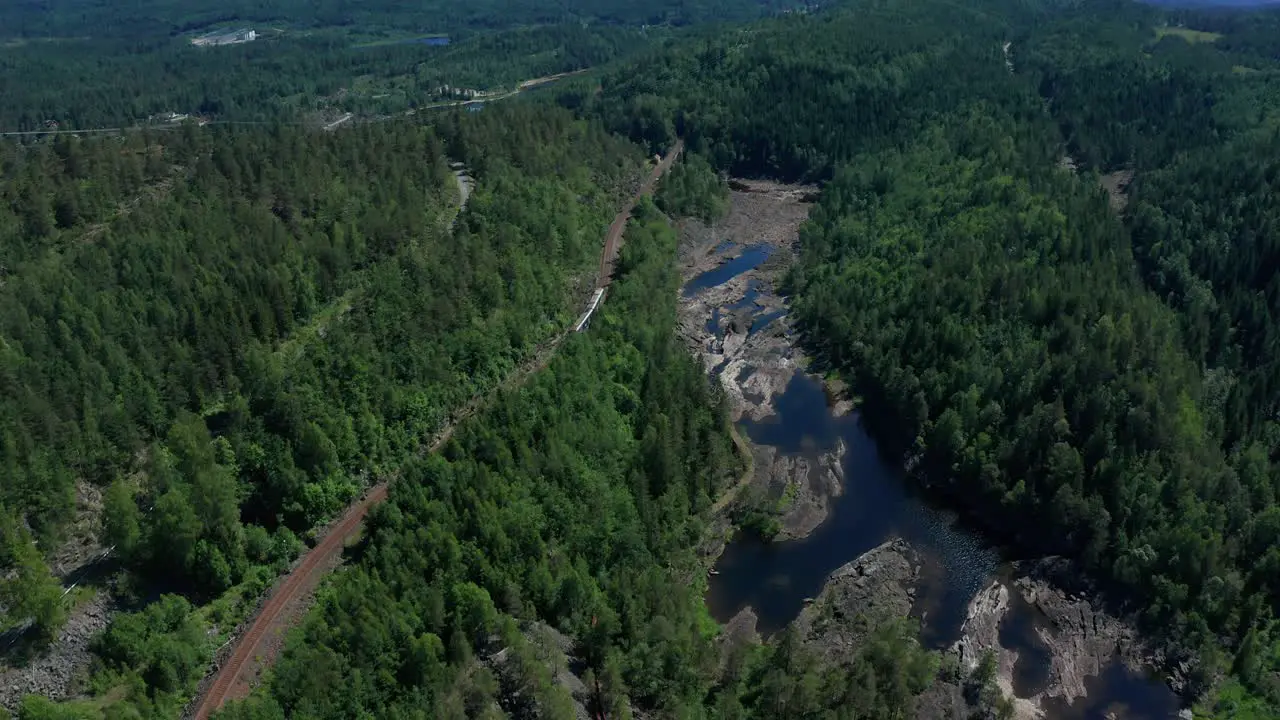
left=793, top=539, right=921, bottom=659
left=682, top=181, right=1182, bottom=719
left=677, top=180, right=843, bottom=541
left=0, top=481, right=116, bottom=714
left=764, top=539, right=1181, bottom=720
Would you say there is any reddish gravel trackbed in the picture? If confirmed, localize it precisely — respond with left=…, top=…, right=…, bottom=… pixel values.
left=188, top=483, right=386, bottom=720
left=187, top=140, right=683, bottom=719
left=598, top=140, right=684, bottom=287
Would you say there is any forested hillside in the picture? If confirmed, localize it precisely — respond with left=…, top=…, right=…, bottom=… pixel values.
left=0, top=0, right=798, bottom=41
left=0, top=25, right=658, bottom=131
left=578, top=0, right=1280, bottom=715
left=581, top=0, right=1028, bottom=179
left=0, top=0, right=804, bottom=132
left=0, top=104, right=643, bottom=707
left=1, top=106, right=637, bottom=544
left=13, top=0, right=1280, bottom=717
left=213, top=205, right=937, bottom=720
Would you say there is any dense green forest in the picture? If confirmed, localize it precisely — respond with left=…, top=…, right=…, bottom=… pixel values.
left=15, top=0, right=1280, bottom=717
left=0, top=0, right=800, bottom=41
left=0, top=103, right=641, bottom=643
left=0, top=25, right=658, bottom=131
left=580, top=0, right=1027, bottom=180
left=576, top=0, right=1280, bottom=715
left=0, top=0, right=805, bottom=131
left=211, top=205, right=937, bottom=720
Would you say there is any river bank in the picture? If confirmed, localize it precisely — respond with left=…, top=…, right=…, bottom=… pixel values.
left=679, top=180, right=1183, bottom=719
left=678, top=181, right=845, bottom=544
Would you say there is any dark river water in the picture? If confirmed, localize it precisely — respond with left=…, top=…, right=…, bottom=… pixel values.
left=687, top=246, right=1181, bottom=720
left=704, top=371, right=1000, bottom=646
left=684, top=244, right=773, bottom=297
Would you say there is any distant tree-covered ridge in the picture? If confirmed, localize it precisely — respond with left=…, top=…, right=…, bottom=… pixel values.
left=0, top=0, right=803, bottom=41
left=0, top=0, right=809, bottom=131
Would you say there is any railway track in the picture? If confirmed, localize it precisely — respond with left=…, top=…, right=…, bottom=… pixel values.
left=186, top=140, right=683, bottom=719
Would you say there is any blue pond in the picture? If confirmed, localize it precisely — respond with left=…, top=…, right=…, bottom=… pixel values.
left=1044, top=662, right=1180, bottom=719
left=683, top=245, right=772, bottom=297
left=730, top=280, right=762, bottom=310
left=750, top=309, right=786, bottom=334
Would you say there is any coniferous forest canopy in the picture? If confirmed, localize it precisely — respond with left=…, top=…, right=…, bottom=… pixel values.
left=10, top=0, right=1280, bottom=718
left=0, top=0, right=799, bottom=40
left=0, top=104, right=656, bottom=717
left=0, top=26, right=654, bottom=131
left=0, top=0, right=808, bottom=131
left=577, top=0, right=1280, bottom=715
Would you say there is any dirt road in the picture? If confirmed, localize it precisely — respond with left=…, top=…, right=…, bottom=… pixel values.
left=186, top=141, right=683, bottom=720
left=322, top=113, right=354, bottom=132
left=411, top=69, right=592, bottom=115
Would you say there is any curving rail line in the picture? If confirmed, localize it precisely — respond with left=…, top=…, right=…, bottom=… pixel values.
left=187, top=139, right=683, bottom=719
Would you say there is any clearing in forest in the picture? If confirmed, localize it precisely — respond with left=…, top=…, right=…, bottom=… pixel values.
left=1154, top=26, right=1222, bottom=44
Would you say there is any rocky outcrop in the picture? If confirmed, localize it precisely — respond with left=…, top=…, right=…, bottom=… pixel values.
left=941, top=557, right=1170, bottom=719
left=678, top=264, right=797, bottom=424
left=949, top=581, right=1044, bottom=720
left=763, top=438, right=846, bottom=541
left=718, top=607, right=761, bottom=680
left=1014, top=558, right=1146, bottom=705
left=954, top=581, right=1011, bottom=673
left=793, top=539, right=920, bottom=663
left=0, top=592, right=112, bottom=713
left=484, top=622, right=592, bottom=720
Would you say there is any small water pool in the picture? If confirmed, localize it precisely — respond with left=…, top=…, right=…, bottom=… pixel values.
left=684, top=245, right=773, bottom=297
left=1001, top=589, right=1054, bottom=696
left=730, top=280, right=762, bottom=310
left=406, top=35, right=451, bottom=46
left=1042, top=661, right=1180, bottom=719
left=750, top=309, right=787, bottom=334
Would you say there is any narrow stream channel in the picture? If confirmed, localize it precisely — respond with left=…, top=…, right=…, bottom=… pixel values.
left=683, top=244, right=773, bottom=297
left=686, top=242, right=1181, bottom=720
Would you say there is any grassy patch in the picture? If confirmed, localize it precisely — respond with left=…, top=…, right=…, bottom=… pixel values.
left=64, top=583, right=98, bottom=611
left=274, top=285, right=362, bottom=362
left=1196, top=679, right=1278, bottom=719
left=1155, top=26, right=1222, bottom=45
left=777, top=479, right=799, bottom=511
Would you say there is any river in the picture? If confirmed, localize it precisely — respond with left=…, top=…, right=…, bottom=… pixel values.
left=684, top=234, right=1181, bottom=720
